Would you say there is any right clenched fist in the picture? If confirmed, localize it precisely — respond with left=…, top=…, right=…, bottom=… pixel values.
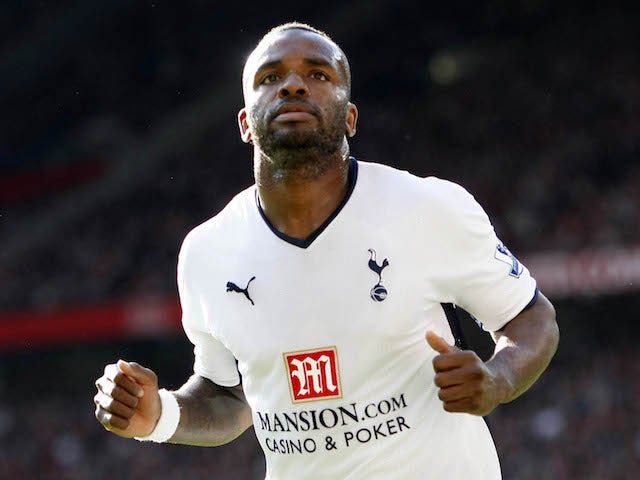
left=94, top=360, right=162, bottom=438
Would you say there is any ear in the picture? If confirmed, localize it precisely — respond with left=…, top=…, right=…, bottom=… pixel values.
left=345, top=102, right=358, bottom=138
left=238, top=108, right=252, bottom=143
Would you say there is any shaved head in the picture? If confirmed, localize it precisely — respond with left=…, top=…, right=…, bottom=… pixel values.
left=242, top=22, right=352, bottom=100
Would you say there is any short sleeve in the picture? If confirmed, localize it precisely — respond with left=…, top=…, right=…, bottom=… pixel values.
left=178, top=232, right=241, bottom=387
left=429, top=179, right=538, bottom=331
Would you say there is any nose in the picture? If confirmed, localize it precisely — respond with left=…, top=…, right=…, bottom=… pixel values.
left=279, top=72, right=309, bottom=98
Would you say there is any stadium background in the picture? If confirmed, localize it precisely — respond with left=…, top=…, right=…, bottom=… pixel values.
left=0, top=1, right=638, bottom=478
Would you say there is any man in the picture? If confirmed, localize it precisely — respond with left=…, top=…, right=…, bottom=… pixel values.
left=94, top=23, right=559, bottom=479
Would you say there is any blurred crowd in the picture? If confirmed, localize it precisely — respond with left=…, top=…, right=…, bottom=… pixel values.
left=0, top=396, right=265, bottom=479
left=490, top=294, right=640, bottom=480
left=1, top=2, right=638, bottom=311
left=493, top=346, right=640, bottom=480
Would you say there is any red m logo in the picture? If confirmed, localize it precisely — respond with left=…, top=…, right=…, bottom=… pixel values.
left=283, top=347, right=343, bottom=403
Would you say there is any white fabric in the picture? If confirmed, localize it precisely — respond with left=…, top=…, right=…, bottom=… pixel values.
left=135, top=389, right=180, bottom=443
left=178, top=160, right=537, bottom=479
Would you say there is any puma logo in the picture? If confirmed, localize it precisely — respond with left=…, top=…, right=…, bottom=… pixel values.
left=226, top=276, right=256, bottom=305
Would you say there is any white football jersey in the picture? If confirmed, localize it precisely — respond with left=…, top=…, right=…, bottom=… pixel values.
left=178, top=159, right=537, bottom=480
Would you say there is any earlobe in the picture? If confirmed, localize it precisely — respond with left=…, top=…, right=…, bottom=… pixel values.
left=238, top=108, right=252, bottom=144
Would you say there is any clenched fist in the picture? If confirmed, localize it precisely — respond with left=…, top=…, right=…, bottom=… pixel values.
left=426, top=331, right=506, bottom=416
left=94, top=360, right=162, bottom=438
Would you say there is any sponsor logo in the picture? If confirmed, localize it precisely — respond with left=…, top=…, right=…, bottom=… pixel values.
left=256, top=393, right=411, bottom=455
left=283, top=346, right=342, bottom=403
left=226, top=276, right=256, bottom=305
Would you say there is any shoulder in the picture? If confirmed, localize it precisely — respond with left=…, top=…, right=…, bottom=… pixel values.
left=421, top=176, right=486, bottom=217
left=180, top=185, right=256, bottom=260
left=357, top=160, right=469, bottom=196
left=420, top=177, right=494, bottom=242
left=357, top=160, right=484, bottom=218
left=356, top=160, right=422, bottom=190
left=357, top=161, right=495, bottom=254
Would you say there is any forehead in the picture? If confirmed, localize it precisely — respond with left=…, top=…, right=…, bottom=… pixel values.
left=244, top=29, right=343, bottom=82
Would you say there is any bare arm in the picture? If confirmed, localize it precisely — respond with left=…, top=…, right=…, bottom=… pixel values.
left=427, top=292, right=559, bottom=415
left=487, top=292, right=559, bottom=404
left=171, top=374, right=253, bottom=446
left=95, top=361, right=252, bottom=446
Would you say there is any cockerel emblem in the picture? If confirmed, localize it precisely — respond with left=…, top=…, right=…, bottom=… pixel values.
left=367, top=249, right=389, bottom=302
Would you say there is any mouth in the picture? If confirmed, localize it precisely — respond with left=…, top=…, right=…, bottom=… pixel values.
left=271, top=102, right=319, bottom=123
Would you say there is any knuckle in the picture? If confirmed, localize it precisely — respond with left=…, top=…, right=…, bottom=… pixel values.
left=95, top=377, right=105, bottom=392
left=105, top=396, right=115, bottom=410
left=96, top=409, right=110, bottom=426
left=103, top=382, right=116, bottom=397
left=104, top=363, right=118, bottom=378
left=96, top=393, right=112, bottom=411
left=103, top=412, right=114, bottom=425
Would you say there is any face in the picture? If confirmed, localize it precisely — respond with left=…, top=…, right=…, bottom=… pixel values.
left=238, top=29, right=357, bottom=169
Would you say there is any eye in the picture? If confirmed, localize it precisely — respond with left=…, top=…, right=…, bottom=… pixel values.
left=260, top=73, right=279, bottom=85
left=310, top=71, right=330, bottom=81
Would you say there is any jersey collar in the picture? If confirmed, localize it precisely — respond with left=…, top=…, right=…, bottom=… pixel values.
left=255, top=157, right=359, bottom=249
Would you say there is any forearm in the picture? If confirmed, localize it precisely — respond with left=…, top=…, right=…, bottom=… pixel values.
left=488, top=292, right=559, bottom=404
left=169, top=375, right=253, bottom=446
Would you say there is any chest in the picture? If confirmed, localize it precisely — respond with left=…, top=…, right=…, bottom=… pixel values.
left=194, top=236, right=439, bottom=368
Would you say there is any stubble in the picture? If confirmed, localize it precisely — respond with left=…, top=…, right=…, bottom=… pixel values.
left=250, top=99, right=349, bottom=183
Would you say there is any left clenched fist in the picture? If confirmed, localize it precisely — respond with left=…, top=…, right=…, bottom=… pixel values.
left=426, top=331, right=504, bottom=416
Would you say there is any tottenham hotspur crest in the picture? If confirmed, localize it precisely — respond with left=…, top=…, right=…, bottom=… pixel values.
left=367, top=249, right=389, bottom=302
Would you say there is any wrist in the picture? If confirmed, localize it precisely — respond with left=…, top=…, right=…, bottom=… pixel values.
left=135, top=389, right=180, bottom=443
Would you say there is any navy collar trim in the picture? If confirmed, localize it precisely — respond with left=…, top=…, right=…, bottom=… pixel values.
left=255, top=157, right=358, bottom=249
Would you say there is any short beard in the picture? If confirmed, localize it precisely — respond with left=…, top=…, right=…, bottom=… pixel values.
left=250, top=102, right=348, bottom=181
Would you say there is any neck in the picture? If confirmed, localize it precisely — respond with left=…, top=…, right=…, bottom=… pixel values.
left=255, top=150, right=350, bottom=240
